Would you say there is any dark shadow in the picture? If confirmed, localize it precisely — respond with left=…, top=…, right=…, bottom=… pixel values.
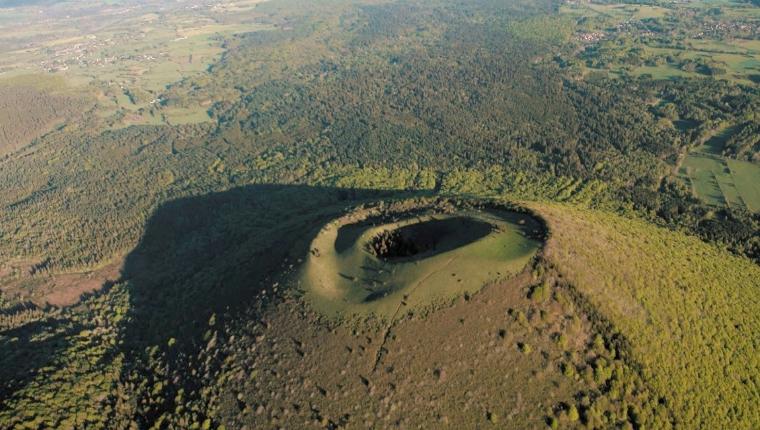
left=115, top=183, right=403, bottom=425
left=2, top=184, right=551, bottom=427
left=700, top=125, right=740, bottom=156
left=0, top=317, right=81, bottom=400
left=1, top=188, right=548, bottom=421
left=363, top=288, right=392, bottom=303
left=367, top=217, right=493, bottom=261
left=334, top=222, right=367, bottom=253
left=0, top=184, right=416, bottom=422
left=673, top=119, right=699, bottom=133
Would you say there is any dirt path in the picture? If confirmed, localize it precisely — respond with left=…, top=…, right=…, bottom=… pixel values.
left=371, top=255, right=458, bottom=372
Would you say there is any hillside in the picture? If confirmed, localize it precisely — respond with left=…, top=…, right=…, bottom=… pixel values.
left=0, top=0, right=758, bottom=428
left=535, top=203, right=760, bottom=428
left=1, top=189, right=757, bottom=428
left=0, top=84, right=85, bottom=157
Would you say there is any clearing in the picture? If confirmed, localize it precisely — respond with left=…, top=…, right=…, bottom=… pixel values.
left=680, top=126, right=760, bottom=211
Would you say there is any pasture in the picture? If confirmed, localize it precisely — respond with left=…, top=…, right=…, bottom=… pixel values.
left=562, top=1, right=760, bottom=84
left=680, top=150, right=760, bottom=212
left=0, top=0, right=272, bottom=129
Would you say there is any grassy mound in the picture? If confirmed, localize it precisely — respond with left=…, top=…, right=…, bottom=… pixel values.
left=534, top=202, right=760, bottom=428
left=299, top=198, right=544, bottom=319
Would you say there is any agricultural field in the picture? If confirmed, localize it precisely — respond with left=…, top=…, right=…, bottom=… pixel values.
left=561, top=0, right=760, bottom=84
left=680, top=126, right=760, bottom=211
left=0, top=0, right=274, bottom=130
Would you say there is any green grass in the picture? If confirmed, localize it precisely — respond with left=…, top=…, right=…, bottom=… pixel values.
left=0, top=73, right=74, bottom=92
left=681, top=129, right=760, bottom=212
left=301, top=202, right=542, bottom=320
left=162, top=106, right=211, bottom=125
left=682, top=124, right=757, bottom=211
left=563, top=3, right=668, bottom=21
left=632, top=64, right=695, bottom=80
left=564, top=1, right=760, bottom=84
left=726, top=159, right=760, bottom=212
left=683, top=156, right=729, bottom=206
left=696, top=124, right=740, bottom=155
left=114, top=91, right=135, bottom=109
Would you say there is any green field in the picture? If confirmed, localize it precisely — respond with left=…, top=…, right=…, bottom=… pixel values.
left=561, top=3, right=669, bottom=20
left=727, top=158, right=760, bottom=212
left=681, top=124, right=760, bottom=212
left=162, top=106, right=211, bottom=125
left=696, top=125, right=740, bottom=155
left=563, top=0, right=760, bottom=84
left=0, top=1, right=273, bottom=130
left=680, top=152, right=760, bottom=211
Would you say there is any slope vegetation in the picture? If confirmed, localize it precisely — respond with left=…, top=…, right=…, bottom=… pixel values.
left=0, top=84, right=85, bottom=157
left=534, top=203, right=760, bottom=428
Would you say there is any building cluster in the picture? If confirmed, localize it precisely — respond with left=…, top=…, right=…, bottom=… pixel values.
left=576, top=32, right=605, bottom=43
left=37, top=33, right=162, bottom=73
left=692, top=21, right=759, bottom=39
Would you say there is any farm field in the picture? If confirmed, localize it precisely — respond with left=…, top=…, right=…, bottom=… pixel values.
left=680, top=153, right=760, bottom=211
left=562, top=0, right=760, bottom=84
left=680, top=125, right=760, bottom=211
left=0, top=0, right=273, bottom=130
left=727, top=158, right=760, bottom=211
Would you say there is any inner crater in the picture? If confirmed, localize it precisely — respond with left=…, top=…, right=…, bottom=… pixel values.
left=365, top=217, right=494, bottom=261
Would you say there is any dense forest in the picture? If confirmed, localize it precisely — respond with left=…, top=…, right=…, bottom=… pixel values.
left=0, top=0, right=759, bottom=428
left=1, top=0, right=756, bottom=270
left=0, top=84, right=85, bottom=157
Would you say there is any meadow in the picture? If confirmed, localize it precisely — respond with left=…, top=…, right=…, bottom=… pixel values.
left=680, top=126, right=760, bottom=211
left=0, top=0, right=273, bottom=130
left=563, top=1, right=760, bottom=84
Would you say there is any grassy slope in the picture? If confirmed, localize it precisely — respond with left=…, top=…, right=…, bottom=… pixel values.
left=534, top=202, right=760, bottom=428
left=302, top=209, right=541, bottom=319
left=727, top=159, right=760, bottom=212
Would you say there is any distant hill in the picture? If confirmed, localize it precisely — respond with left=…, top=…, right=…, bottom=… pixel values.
left=0, top=0, right=63, bottom=8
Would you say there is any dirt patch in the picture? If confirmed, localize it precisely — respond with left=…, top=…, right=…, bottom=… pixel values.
left=0, top=259, right=123, bottom=307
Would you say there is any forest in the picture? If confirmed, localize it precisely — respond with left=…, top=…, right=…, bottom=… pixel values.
left=0, top=0, right=758, bottom=428
left=0, top=83, right=85, bottom=157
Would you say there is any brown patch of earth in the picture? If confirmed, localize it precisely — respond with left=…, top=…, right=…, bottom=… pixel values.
left=0, top=258, right=123, bottom=307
